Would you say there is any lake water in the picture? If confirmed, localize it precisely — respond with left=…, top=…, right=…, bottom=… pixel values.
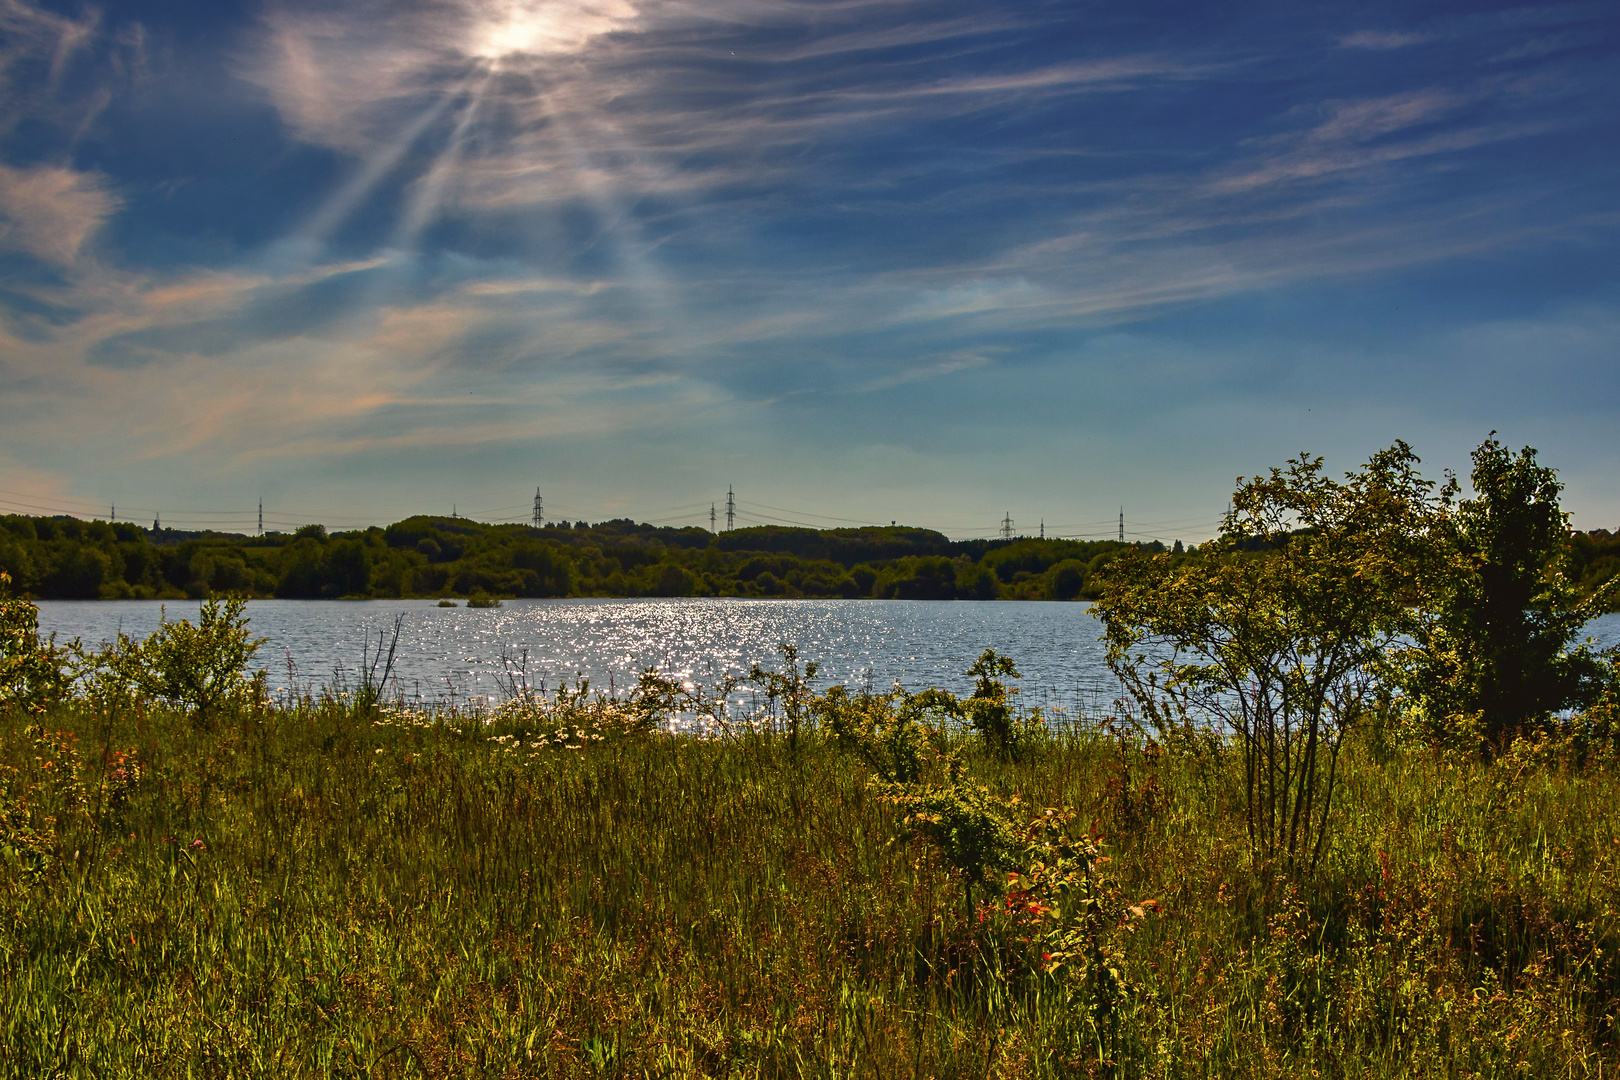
left=32, top=598, right=1620, bottom=719
left=31, top=598, right=1125, bottom=716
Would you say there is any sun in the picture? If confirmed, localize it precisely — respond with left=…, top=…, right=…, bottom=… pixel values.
left=467, top=0, right=638, bottom=60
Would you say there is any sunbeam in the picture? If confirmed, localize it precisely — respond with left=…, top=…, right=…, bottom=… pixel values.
left=534, top=85, right=696, bottom=356
left=393, top=72, right=493, bottom=251
left=298, top=87, right=464, bottom=245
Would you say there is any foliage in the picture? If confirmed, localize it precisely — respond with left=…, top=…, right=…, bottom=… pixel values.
left=102, top=597, right=265, bottom=722
left=1571, top=647, right=1620, bottom=755
left=964, top=647, right=1023, bottom=758
left=1096, top=443, right=1442, bottom=871
left=0, top=724, right=90, bottom=885
left=874, top=760, right=1022, bottom=894
left=0, top=573, right=71, bottom=714
left=817, top=685, right=955, bottom=784
left=747, top=643, right=819, bottom=756
left=1005, top=809, right=1146, bottom=1061
left=7, top=674, right=1620, bottom=1076
left=0, top=511, right=1149, bottom=601
left=1407, top=435, right=1620, bottom=747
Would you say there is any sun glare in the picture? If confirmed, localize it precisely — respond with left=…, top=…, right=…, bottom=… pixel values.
left=468, top=0, right=637, bottom=60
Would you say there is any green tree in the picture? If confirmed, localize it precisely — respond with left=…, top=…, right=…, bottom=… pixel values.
left=325, top=538, right=372, bottom=597
left=1096, top=444, right=1439, bottom=870
left=1046, top=559, right=1088, bottom=600
left=1409, top=436, right=1619, bottom=747
left=955, top=561, right=1000, bottom=600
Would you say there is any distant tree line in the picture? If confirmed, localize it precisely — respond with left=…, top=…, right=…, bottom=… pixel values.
left=1, top=512, right=1614, bottom=607
left=0, top=516, right=1125, bottom=601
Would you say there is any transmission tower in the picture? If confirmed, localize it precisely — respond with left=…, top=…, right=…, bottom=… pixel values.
left=258, top=498, right=263, bottom=536
left=532, top=488, right=543, bottom=528
left=710, top=503, right=717, bottom=533
left=110, top=503, right=115, bottom=523
left=1039, top=519, right=1045, bottom=540
left=725, top=486, right=735, bottom=532
left=153, top=512, right=160, bottom=531
left=1119, top=507, right=1124, bottom=543
left=1000, top=512, right=1014, bottom=540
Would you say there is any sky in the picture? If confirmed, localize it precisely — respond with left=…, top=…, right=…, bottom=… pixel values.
left=0, top=0, right=1617, bottom=541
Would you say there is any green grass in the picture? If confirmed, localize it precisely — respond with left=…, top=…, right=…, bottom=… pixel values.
left=3, top=694, right=1620, bottom=1078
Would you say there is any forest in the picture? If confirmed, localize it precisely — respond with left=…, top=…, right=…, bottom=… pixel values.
left=2, top=510, right=1617, bottom=607
left=0, top=514, right=1167, bottom=602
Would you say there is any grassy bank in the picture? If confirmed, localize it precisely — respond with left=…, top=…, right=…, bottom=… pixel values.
left=3, top=691, right=1619, bottom=1079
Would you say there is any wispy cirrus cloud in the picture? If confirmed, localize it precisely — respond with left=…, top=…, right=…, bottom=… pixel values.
left=0, top=163, right=118, bottom=265
left=0, top=0, right=1617, bottom=529
left=1340, top=30, right=1432, bottom=50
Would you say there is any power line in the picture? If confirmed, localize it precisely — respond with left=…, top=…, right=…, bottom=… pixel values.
left=732, top=509, right=830, bottom=530
left=0, top=482, right=1222, bottom=543
left=743, top=500, right=887, bottom=527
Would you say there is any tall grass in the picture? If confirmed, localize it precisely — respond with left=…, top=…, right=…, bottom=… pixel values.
left=2, top=690, right=1619, bottom=1077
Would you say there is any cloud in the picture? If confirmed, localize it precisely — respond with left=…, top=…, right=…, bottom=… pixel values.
left=1339, top=30, right=1431, bottom=50
left=1, top=0, right=1617, bottom=529
left=0, top=163, right=118, bottom=265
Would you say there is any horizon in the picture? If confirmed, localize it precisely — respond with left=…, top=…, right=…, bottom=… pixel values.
left=1, top=500, right=1196, bottom=546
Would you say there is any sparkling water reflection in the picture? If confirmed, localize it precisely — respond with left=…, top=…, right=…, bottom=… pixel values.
left=33, top=598, right=1125, bottom=715
left=32, top=599, right=1620, bottom=718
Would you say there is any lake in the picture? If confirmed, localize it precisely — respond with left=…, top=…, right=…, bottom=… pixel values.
left=31, top=598, right=1125, bottom=716
left=32, top=598, right=1620, bottom=718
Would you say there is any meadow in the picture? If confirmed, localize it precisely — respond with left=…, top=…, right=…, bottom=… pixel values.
left=5, top=438, right=1619, bottom=1077
left=3, top=680, right=1619, bottom=1078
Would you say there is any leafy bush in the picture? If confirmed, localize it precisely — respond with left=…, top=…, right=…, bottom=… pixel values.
left=0, top=572, right=70, bottom=714
left=875, top=759, right=1021, bottom=897
left=1096, top=443, right=1440, bottom=871
left=104, top=597, right=265, bottom=723
left=964, top=647, right=1022, bottom=758
left=817, top=684, right=956, bottom=784
left=747, top=643, right=819, bottom=755
left=1006, top=809, right=1148, bottom=1057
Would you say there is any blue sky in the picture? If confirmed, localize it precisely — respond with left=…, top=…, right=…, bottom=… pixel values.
left=1, top=0, right=1616, bottom=540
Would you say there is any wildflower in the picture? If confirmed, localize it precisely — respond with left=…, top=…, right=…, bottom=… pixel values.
left=375, top=748, right=384, bottom=754
left=189, top=839, right=206, bottom=851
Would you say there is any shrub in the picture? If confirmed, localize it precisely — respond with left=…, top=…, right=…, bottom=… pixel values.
left=0, top=573, right=70, bottom=714
left=818, top=685, right=955, bottom=784
left=1096, top=444, right=1440, bottom=871
left=964, top=648, right=1022, bottom=759
left=104, top=597, right=265, bottom=723
left=875, top=759, right=1021, bottom=900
